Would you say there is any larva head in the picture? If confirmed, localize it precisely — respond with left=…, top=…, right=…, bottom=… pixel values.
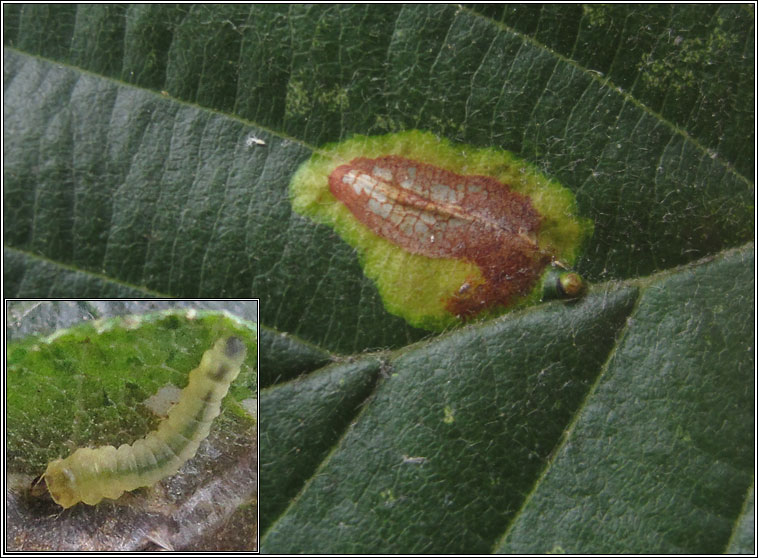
left=224, top=336, right=245, bottom=359
left=44, top=458, right=81, bottom=508
left=206, top=336, right=247, bottom=382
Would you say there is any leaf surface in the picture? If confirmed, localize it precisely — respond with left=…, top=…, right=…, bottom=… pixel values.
left=3, top=5, right=754, bottom=553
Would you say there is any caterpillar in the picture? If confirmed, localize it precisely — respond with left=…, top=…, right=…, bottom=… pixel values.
left=43, top=336, right=247, bottom=509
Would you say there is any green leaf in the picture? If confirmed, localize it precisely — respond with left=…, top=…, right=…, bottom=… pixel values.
left=3, top=5, right=754, bottom=553
left=262, top=285, right=639, bottom=553
left=473, top=4, right=755, bottom=179
left=496, top=245, right=754, bottom=554
left=7, top=307, right=257, bottom=473
left=260, top=357, right=381, bottom=534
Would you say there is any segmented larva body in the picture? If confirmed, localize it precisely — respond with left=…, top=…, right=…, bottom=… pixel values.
left=44, top=336, right=247, bottom=508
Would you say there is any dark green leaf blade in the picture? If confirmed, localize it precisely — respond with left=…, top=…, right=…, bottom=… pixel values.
left=497, top=244, right=754, bottom=554
left=260, top=357, right=382, bottom=533
left=262, top=287, right=638, bottom=553
left=472, top=4, right=755, bottom=179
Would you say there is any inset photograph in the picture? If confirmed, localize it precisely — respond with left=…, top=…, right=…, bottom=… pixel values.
left=5, top=300, right=259, bottom=551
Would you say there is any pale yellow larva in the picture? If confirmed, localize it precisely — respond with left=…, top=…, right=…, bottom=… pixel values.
left=43, top=336, right=247, bottom=508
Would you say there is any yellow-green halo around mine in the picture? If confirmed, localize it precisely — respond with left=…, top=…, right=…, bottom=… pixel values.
left=289, top=130, right=592, bottom=330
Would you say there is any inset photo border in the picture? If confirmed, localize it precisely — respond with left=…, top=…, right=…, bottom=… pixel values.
left=4, top=299, right=259, bottom=552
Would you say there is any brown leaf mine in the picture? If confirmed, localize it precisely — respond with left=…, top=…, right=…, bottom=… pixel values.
left=330, top=155, right=552, bottom=318
left=290, top=131, right=592, bottom=330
